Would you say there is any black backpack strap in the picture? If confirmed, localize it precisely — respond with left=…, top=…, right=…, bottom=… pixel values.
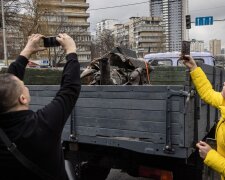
left=0, top=128, right=54, bottom=180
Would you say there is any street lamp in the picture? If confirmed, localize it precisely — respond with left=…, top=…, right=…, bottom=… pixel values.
left=1, top=0, right=8, bottom=66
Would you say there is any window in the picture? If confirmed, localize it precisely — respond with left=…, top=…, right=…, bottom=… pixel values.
left=177, top=58, right=205, bottom=66
left=149, top=59, right=173, bottom=66
left=193, top=58, right=205, bottom=65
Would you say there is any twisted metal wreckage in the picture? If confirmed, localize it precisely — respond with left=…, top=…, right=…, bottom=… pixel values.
left=80, top=47, right=153, bottom=85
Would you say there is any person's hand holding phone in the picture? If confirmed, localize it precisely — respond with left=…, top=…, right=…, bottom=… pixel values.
left=181, top=41, right=197, bottom=71
left=182, top=55, right=197, bottom=71
left=56, top=33, right=76, bottom=54
left=20, top=34, right=47, bottom=59
left=181, top=41, right=190, bottom=58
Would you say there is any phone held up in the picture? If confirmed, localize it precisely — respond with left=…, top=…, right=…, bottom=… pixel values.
left=43, top=36, right=60, bottom=47
left=181, top=40, right=190, bottom=60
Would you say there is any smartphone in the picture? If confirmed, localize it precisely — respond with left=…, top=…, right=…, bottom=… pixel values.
left=205, top=138, right=217, bottom=149
left=43, top=36, right=60, bottom=47
left=181, top=41, right=190, bottom=58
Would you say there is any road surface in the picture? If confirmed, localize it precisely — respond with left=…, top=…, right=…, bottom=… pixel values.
left=106, top=169, right=153, bottom=180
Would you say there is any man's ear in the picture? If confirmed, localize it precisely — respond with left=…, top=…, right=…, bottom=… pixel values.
left=19, top=94, right=28, bottom=105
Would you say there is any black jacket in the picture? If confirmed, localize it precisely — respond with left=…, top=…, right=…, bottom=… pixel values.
left=0, top=53, right=81, bottom=180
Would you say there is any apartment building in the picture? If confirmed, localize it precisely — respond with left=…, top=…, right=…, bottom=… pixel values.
left=190, top=39, right=204, bottom=52
left=96, top=19, right=119, bottom=37
left=133, top=17, right=165, bottom=57
left=113, top=23, right=129, bottom=47
left=37, top=0, right=91, bottom=62
left=113, top=17, right=165, bottom=57
left=149, top=0, right=189, bottom=52
left=209, top=39, right=221, bottom=56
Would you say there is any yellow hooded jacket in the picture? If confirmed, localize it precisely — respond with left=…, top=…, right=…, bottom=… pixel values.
left=191, top=67, right=225, bottom=179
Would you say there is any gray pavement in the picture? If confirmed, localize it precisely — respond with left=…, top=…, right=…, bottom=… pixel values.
left=106, top=169, right=153, bottom=180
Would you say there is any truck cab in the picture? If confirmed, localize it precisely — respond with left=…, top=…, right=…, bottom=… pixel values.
left=144, top=52, right=215, bottom=67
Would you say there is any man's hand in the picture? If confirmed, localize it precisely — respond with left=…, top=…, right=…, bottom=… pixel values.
left=20, top=34, right=47, bottom=59
left=196, top=141, right=212, bottom=159
left=182, top=55, right=197, bottom=71
left=56, top=33, right=76, bottom=54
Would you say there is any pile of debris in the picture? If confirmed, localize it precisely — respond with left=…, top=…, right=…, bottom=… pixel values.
left=81, top=47, right=153, bottom=85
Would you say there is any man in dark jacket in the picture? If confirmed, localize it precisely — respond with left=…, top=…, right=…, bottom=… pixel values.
left=0, top=33, right=81, bottom=180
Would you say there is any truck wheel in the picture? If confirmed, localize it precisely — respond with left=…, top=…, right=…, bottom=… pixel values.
left=80, top=162, right=110, bottom=180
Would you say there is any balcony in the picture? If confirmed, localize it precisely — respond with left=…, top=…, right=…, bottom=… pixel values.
left=61, top=12, right=90, bottom=18
left=43, top=21, right=90, bottom=27
left=76, top=41, right=92, bottom=46
left=39, top=2, right=89, bottom=9
left=135, top=26, right=163, bottom=32
left=62, top=3, right=89, bottom=9
left=74, top=22, right=90, bottom=27
left=137, top=38, right=164, bottom=43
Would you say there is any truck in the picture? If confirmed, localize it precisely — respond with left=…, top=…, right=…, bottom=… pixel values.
left=24, top=49, right=223, bottom=180
left=144, top=51, right=215, bottom=67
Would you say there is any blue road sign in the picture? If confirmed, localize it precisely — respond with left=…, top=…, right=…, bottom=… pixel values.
left=195, top=16, right=213, bottom=26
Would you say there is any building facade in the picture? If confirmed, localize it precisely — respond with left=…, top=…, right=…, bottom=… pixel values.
left=209, top=39, right=221, bottom=56
left=149, top=0, right=189, bottom=52
left=37, top=0, right=91, bottom=62
left=132, top=17, right=165, bottom=57
left=96, top=19, right=119, bottom=37
left=113, top=17, right=165, bottom=57
left=190, top=39, right=204, bottom=52
left=113, top=23, right=130, bottom=48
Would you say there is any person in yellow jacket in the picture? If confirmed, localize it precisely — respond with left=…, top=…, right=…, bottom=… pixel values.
left=183, top=55, right=225, bottom=180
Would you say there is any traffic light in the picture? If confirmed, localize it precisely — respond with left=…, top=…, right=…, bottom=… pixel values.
left=186, top=15, right=191, bottom=29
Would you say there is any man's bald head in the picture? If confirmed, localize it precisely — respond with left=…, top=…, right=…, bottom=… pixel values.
left=0, top=73, right=23, bottom=113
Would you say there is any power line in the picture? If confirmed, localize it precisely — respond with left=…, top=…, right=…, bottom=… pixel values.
left=190, top=5, right=225, bottom=12
left=89, top=1, right=149, bottom=11
left=215, top=19, right=225, bottom=21
left=89, top=1, right=225, bottom=14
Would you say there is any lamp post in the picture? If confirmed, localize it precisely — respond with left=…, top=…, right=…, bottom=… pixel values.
left=1, top=0, right=8, bottom=66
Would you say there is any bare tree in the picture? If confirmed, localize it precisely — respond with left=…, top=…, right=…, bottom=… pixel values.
left=0, top=0, right=22, bottom=59
left=0, top=0, right=22, bottom=28
left=0, top=0, right=90, bottom=64
left=94, top=29, right=115, bottom=57
left=39, top=14, right=85, bottom=67
left=4, top=0, right=73, bottom=65
left=19, top=0, right=47, bottom=40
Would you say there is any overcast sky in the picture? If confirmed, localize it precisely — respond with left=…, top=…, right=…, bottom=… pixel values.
left=86, top=0, right=225, bottom=48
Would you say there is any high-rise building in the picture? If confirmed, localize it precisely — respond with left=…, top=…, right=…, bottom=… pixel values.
left=209, top=39, right=221, bottom=56
left=149, top=0, right=189, bottom=52
left=37, top=0, right=91, bottom=62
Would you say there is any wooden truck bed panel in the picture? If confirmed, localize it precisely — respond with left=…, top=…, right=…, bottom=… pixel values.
left=72, top=85, right=189, bottom=158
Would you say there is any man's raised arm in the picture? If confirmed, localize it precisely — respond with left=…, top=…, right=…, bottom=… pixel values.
left=8, top=34, right=46, bottom=80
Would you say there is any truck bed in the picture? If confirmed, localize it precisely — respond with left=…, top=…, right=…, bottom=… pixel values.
left=27, top=64, right=225, bottom=160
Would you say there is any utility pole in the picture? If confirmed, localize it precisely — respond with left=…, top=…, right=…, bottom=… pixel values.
left=1, top=0, right=8, bottom=66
